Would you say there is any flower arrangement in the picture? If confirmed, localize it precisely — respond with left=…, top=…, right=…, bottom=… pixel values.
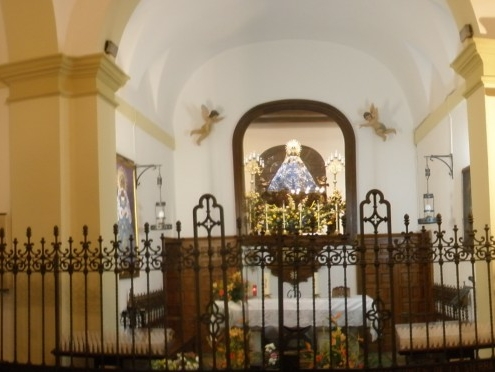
left=245, top=189, right=345, bottom=234
left=261, top=315, right=363, bottom=369
left=212, top=271, right=246, bottom=303
left=216, top=326, right=250, bottom=369
left=316, top=314, right=363, bottom=369
left=299, top=342, right=316, bottom=369
left=151, top=352, right=199, bottom=370
left=264, top=342, right=279, bottom=368
left=264, top=341, right=315, bottom=369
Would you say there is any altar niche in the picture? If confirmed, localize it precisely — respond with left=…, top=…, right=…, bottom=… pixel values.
left=233, top=99, right=358, bottom=237
left=244, top=139, right=346, bottom=235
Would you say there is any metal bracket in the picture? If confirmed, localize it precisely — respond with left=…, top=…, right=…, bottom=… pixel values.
left=135, top=164, right=161, bottom=187
left=428, top=154, right=453, bottom=179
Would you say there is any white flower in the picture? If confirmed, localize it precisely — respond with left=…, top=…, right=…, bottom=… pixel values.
left=264, top=342, right=276, bottom=353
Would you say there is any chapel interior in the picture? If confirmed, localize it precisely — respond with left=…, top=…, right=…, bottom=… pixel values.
left=0, top=1, right=495, bottom=371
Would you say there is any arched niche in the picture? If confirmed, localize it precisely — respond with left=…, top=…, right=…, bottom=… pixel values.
left=233, top=99, right=357, bottom=237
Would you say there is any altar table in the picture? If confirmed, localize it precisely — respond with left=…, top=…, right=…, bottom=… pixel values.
left=217, top=296, right=377, bottom=340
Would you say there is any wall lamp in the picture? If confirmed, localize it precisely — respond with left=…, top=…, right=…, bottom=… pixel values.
left=136, top=164, right=170, bottom=231
left=418, top=154, right=453, bottom=225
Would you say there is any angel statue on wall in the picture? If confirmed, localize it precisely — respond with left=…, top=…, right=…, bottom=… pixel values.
left=359, top=104, right=396, bottom=141
left=190, top=104, right=224, bottom=145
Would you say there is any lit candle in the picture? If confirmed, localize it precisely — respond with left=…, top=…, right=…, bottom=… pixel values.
left=252, top=284, right=257, bottom=297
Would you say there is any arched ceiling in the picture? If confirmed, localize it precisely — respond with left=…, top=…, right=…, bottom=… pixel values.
left=0, top=1, right=492, bottom=129
left=117, top=0, right=466, bottom=131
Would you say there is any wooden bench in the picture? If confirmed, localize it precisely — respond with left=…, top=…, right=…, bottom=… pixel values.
left=395, top=283, right=492, bottom=363
left=432, top=283, right=471, bottom=321
left=53, top=288, right=175, bottom=368
left=121, top=289, right=168, bottom=329
left=395, top=321, right=495, bottom=362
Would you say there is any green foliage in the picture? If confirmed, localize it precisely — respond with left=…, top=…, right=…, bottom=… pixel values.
left=245, top=189, right=345, bottom=234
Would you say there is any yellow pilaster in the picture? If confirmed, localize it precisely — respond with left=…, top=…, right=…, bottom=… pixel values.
left=451, top=37, right=495, bottom=333
left=0, top=53, right=128, bottom=364
left=0, top=53, right=128, bottom=238
left=451, top=38, right=495, bottom=227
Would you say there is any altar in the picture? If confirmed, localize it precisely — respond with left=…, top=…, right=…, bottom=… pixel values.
left=218, top=295, right=377, bottom=341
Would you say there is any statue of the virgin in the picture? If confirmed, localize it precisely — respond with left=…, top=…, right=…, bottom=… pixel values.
left=268, top=139, right=317, bottom=193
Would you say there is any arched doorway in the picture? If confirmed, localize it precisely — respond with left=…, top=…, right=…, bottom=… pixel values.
left=232, top=99, right=357, bottom=236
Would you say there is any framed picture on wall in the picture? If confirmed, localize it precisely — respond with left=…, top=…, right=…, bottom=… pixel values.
left=116, top=154, right=139, bottom=279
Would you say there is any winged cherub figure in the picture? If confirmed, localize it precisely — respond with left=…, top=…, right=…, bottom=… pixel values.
left=359, top=104, right=396, bottom=141
left=190, top=105, right=224, bottom=145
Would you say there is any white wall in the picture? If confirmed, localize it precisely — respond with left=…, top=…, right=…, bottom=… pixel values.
left=115, top=110, right=176, bottom=311
left=244, top=265, right=356, bottom=300
left=172, top=40, right=418, bottom=237
left=416, top=100, right=470, bottom=230
left=116, top=110, right=177, bottom=236
left=116, top=39, right=472, bottom=296
left=416, top=100, right=471, bottom=285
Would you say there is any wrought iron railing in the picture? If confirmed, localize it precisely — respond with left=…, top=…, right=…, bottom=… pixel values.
left=0, top=189, right=495, bottom=371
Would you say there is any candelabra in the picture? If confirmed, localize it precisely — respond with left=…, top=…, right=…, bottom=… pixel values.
left=325, top=150, right=345, bottom=190
left=325, top=151, right=345, bottom=233
left=244, top=152, right=264, bottom=191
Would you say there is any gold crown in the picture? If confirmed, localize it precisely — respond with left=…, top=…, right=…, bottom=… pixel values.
left=285, top=139, right=302, bottom=156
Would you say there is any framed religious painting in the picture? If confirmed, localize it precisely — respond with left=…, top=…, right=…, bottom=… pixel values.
left=116, top=154, right=140, bottom=279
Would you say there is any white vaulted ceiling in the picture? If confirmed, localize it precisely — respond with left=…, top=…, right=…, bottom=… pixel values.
left=116, top=0, right=462, bottom=132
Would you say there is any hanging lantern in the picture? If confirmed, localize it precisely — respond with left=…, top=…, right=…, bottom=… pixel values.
left=418, top=158, right=437, bottom=224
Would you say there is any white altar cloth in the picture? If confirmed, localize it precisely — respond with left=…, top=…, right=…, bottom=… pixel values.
left=217, top=296, right=377, bottom=340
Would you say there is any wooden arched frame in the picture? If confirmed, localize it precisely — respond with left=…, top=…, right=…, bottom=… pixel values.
left=233, top=99, right=357, bottom=237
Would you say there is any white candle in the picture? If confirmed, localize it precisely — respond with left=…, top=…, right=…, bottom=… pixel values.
left=265, top=204, right=268, bottom=231
left=248, top=203, right=252, bottom=230
left=317, top=200, right=320, bottom=231
left=282, top=201, right=286, bottom=227
left=263, top=272, right=270, bottom=296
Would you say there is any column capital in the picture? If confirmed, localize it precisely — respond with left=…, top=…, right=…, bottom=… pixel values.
left=0, top=53, right=128, bottom=105
left=451, top=38, right=495, bottom=97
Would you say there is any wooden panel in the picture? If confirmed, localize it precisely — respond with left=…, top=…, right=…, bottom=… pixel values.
left=359, top=233, right=433, bottom=351
left=164, top=235, right=238, bottom=349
